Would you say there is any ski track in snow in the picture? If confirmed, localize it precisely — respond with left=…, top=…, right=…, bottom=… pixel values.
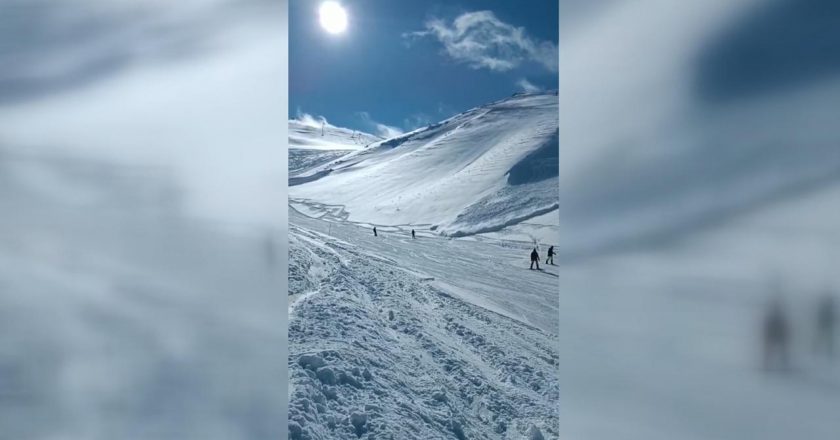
left=288, top=206, right=559, bottom=440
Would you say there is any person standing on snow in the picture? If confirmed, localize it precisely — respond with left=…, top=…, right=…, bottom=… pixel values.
left=411, top=229, right=416, bottom=239
left=763, top=298, right=791, bottom=371
left=545, top=246, right=555, bottom=265
left=815, top=294, right=836, bottom=358
left=530, top=248, right=540, bottom=270
left=373, top=226, right=377, bottom=237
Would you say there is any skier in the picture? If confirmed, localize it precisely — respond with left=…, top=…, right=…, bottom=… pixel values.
left=530, top=248, right=540, bottom=270
left=763, top=298, right=791, bottom=371
left=545, top=246, right=555, bottom=265
left=373, top=226, right=377, bottom=237
left=815, top=294, right=836, bottom=358
left=411, top=229, right=416, bottom=239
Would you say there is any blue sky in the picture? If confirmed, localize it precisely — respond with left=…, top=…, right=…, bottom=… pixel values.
left=289, top=0, right=559, bottom=137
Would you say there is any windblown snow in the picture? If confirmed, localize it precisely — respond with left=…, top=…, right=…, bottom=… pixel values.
left=290, top=117, right=382, bottom=152
left=289, top=118, right=382, bottom=178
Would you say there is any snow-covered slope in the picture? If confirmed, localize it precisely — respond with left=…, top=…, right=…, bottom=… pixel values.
left=289, top=118, right=381, bottom=151
left=288, top=208, right=559, bottom=440
left=287, top=95, right=560, bottom=439
left=289, top=119, right=381, bottom=178
left=290, top=92, right=559, bottom=238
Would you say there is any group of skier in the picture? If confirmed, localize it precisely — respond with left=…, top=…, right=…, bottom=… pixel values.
left=365, top=226, right=836, bottom=374
left=370, top=226, right=556, bottom=271
left=762, top=294, right=835, bottom=372
left=530, top=246, right=554, bottom=270
left=372, top=226, right=416, bottom=239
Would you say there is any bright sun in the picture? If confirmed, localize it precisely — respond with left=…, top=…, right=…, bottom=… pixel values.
left=319, top=1, right=348, bottom=35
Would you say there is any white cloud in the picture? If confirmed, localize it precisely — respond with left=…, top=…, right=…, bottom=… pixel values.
left=405, top=10, right=558, bottom=73
left=357, top=111, right=404, bottom=139
left=517, top=78, right=542, bottom=93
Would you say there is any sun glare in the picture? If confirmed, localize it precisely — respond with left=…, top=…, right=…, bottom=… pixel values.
left=319, top=1, right=348, bottom=35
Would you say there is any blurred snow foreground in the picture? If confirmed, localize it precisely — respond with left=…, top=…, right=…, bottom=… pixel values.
left=557, top=0, right=840, bottom=439
left=0, top=0, right=287, bottom=438
left=0, top=149, right=285, bottom=438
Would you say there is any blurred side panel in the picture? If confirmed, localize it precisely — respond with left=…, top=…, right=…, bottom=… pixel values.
left=558, top=0, right=840, bottom=439
left=0, top=0, right=288, bottom=438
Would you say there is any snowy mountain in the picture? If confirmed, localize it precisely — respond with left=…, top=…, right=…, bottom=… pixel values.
left=290, top=92, right=559, bottom=239
left=289, top=117, right=382, bottom=151
left=289, top=118, right=381, bottom=178
left=287, top=93, right=560, bottom=439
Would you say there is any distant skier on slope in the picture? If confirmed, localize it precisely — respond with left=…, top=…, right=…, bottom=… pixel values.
left=373, top=226, right=377, bottom=237
left=411, top=229, right=416, bottom=239
left=815, top=293, right=836, bottom=358
left=530, top=248, right=540, bottom=270
left=763, top=298, right=791, bottom=371
left=545, top=246, right=555, bottom=265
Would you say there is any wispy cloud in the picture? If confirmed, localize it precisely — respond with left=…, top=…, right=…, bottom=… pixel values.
left=404, top=11, right=557, bottom=73
left=357, top=111, right=404, bottom=138
left=517, top=78, right=542, bottom=93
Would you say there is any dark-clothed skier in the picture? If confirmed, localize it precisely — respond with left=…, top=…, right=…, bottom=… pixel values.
left=373, top=226, right=377, bottom=237
left=411, top=229, right=416, bottom=239
left=530, top=248, right=540, bottom=270
left=545, top=246, right=555, bottom=265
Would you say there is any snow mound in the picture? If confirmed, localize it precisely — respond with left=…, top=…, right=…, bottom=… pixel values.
left=290, top=92, right=559, bottom=237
